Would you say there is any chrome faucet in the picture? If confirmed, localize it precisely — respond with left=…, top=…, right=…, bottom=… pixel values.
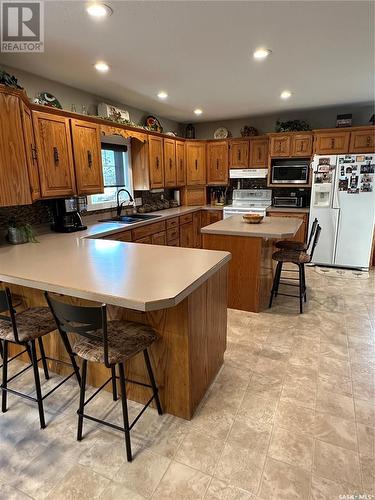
left=116, top=188, right=134, bottom=217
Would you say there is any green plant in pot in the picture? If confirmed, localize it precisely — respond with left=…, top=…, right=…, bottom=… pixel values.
left=7, top=218, right=38, bottom=244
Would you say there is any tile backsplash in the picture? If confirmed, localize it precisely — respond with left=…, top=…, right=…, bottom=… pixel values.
left=0, top=201, right=52, bottom=233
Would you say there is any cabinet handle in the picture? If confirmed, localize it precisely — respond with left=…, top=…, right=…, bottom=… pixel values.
left=31, top=146, right=38, bottom=162
left=87, top=150, right=92, bottom=168
left=238, top=150, right=241, bottom=161
left=53, top=147, right=59, bottom=165
left=299, top=142, right=303, bottom=152
left=366, top=136, right=371, bottom=145
left=331, top=138, right=335, bottom=148
left=169, top=158, right=172, bottom=169
left=195, top=159, right=198, bottom=170
left=216, top=159, right=219, bottom=169
left=258, top=148, right=261, bottom=160
left=156, top=157, right=159, bottom=168
left=180, top=159, right=183, bottom=169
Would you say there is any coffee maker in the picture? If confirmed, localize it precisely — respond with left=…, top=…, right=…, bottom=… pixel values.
left=51, top=197, right=87, bottom=233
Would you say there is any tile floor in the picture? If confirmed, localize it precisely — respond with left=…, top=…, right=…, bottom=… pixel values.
left=0, top=267, right=374, bottom=500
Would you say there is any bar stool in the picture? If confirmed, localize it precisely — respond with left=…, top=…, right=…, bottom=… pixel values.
left=0, top=287, right=81, bottom=429
left=275, top=217, right=318, bottom=252
left=269, top=225, right=321, bottom=313
left=45, top=293, right=163, bottom=462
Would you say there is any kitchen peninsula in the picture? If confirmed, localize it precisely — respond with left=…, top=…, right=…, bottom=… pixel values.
left=202, top=215, right=302, bottom=312
left=0, top=225, right=230, bottom=420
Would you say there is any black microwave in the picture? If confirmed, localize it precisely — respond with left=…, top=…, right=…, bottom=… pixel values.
left=271, top=159, right=310, bottom=184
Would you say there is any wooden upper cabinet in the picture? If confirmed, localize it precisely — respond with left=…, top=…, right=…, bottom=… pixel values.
left=229, top=139, right=249, bottom=168
left=349, top=128, right=375, bottom=153
left=176, top=140, right=185, bottom=186
left=0, top=92, right=32, bottom=206
left=33, top=111, right=76, bottom=198
left=148, top=135, right=164, bottom=188
left=20, top=102, right=41, bottom=201
left=269, top=135, right=291, bottom=157
left=291, top=134, right=313, bottom=157
left=186, top=142, right=206, bottom=185
left=207, top=141, right=228, bottom=185
left=249, top=137, right=268, bottom=167
left=163, top=138, right=177, bottom=187
left=71, top=119, right=104, bottom=195
left=314, top=130, right=350, bottom=154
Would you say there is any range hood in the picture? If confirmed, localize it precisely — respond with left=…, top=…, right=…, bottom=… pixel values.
left=229, top=168, right=268, bottom=179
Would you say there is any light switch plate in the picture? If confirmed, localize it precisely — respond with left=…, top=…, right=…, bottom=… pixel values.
left=135, top=197, right=142, bottom=206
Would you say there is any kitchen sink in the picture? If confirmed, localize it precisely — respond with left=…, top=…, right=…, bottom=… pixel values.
left=99, top=213, right=162, bottom=224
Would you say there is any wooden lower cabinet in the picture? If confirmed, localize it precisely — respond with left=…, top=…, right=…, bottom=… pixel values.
left=193, top=212, right=202, bottom=248
left=201, top=209, right=223, bottom=228
left=152, top=231, right=167, bottom=245
left=167, top=238, right=179, bottom=247
left=267, top=211, right=308, bottom=243
left=180, top=222, right=194, bottom=248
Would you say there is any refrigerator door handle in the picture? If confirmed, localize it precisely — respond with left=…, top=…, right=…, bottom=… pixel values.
left=332, top=156, right=340, bottom=209
left=332, top=208, right=340, bottom=264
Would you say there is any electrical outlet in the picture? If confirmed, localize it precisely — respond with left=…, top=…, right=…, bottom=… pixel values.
left=135, top=197, right=142, bottom=206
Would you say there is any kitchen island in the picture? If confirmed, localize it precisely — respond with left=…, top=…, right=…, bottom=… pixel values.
left=0, top=231, right=230, bottom=419
left=202, top=215, right=302, bottom=312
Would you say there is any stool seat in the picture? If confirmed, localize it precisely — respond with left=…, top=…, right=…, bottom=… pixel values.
left=272, top=249, right=311, bottom=264
left=0, top=307, right=56, bottom=343
left=275, top=240, right=308, bottom=251
left=73, top=320, right=157, bottom=365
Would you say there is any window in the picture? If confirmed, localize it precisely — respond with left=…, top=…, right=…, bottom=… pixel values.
left=87, top=142, right=133, bottom=211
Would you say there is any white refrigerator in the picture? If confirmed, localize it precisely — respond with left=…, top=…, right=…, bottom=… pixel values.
left=308, top=153, right=375, bottom=270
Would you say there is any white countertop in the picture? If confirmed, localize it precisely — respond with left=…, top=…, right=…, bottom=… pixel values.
left=201, top=215, right=302, bottom=239
left=0, top=205, right=231, bottom=311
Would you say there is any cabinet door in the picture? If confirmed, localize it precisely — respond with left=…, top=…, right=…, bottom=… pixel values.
left=33, top=111, right=76, bottom=198
left=229, top=139, right=249, bottom=168
left=192, top=211, right=202, bottom=248
left=21, top=102, right=41, bottom=201
left=291, top=134, right=313, bottom=157
left=71, top=119, right=104, bottom=195
left=249, top=138, right=268, bottom=167
left=270, top=135, right=291, bottom=157
left=151, top=231, right=167, bottom=245
left=176, top=140, right=186, bottom=186
left=163, top=138, right=177, bottom=187
left=207, top=141, right=228, bottom=185
left=314, top=131, right=350, bottom=154
left=131, top=133, right=149, bottom=190
left=349, top=129, right=375, bottom=153
left=0, top=93, right=32, bottom=206
left=201, top=210, right=223, bottom=228
left=186, top=142, right=206, bottom=185
left=148, top=136, right=164, bottom=188
left=180, top=222, right=194, bottom=248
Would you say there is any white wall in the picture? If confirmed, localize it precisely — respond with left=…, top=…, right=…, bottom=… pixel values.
left=190, top=103, right=374, bottom=139
left=1, top=64, right=181, bottom=133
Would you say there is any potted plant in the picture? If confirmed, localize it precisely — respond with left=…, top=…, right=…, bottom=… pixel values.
left=7, top=218, right=38, bottom=244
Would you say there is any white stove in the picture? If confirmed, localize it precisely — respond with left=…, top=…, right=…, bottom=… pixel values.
left=223, top=189, right=272, bottom=219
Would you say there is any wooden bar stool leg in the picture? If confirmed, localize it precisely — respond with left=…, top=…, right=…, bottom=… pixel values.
left=38, top=337, right=50, bottom=381
left=143, top=349, right=163, bottom=415
left=1, top=340, right=8, bottom=413
left=77, top=359, right=87, bottom=441
left=111, top=365, right=118, bottom=401
left=30, top=340, right=46, bottom=429
left=118, top=362, right=132, bottom=462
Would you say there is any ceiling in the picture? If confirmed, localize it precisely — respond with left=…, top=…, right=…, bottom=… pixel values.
left=1, top=1, right=374, bottom=122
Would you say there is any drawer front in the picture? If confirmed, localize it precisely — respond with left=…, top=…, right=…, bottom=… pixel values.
left=103, top=231, right=132, bottom=242
left=166, top=217, right=179, bottom=229
left=132, top=221, right=166, bottom=240
left=167, top=238, right=179, bottom=247
left=151, top=231, right=167, bottom=245
left=133, top=235, right=152, bottom=244
left=179, top=213, right=193, bottom=225
left=167, top=227, right=180, bottom=242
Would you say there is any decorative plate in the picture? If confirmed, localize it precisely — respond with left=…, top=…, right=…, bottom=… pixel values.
left=34, top=92, right=62, bottom=109
left=214, top=127, right=229, bottom=139
left=145, top=115, right=163, bottom=133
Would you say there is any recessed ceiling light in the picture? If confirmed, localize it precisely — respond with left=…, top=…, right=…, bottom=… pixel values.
left=194, top=108, right=203, bottom=116
left=280, top=90, right=292, bottom=99
left=86, top=3, right=113, bottom=18
left=253, top=48, right=272, bottom=60
left=94, top=61, right=109, bottom=73
left=157, top=91, right=168, bottom=99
